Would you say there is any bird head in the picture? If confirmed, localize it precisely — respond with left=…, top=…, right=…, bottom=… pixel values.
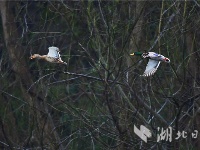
left=29, top=54, right=40, bottom=59
left=30, top=55, right=35, bottom=59
left=130, top=52, right=143, bottom=56
left=164, top=57, right=170, bottom=63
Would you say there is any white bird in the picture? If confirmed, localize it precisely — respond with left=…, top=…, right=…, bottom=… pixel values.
left=130, top=52, right=170, bottom=77
left=30, top=46, right=67, bottom=65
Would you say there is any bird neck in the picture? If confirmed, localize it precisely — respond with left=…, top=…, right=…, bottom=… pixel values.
left=134, top=52, right=143, bottom=56
left=33, top=54, right=46, bottom=59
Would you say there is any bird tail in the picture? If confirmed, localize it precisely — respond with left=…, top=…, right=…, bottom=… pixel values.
left=58, top=59, right=67, bottom=65
left=62, top=61, right=68, bottom=65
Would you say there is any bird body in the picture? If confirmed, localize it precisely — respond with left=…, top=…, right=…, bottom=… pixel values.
left=30, top=46, right=67, bottom=65
left=130, top=52, right=170, bottom=77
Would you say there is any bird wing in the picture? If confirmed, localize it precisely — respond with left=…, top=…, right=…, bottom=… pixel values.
left=47, top=47, right=60, bottom=59
left=148, top=52, right=161, bottom=58
left=141, top=59, right=161, bottom=77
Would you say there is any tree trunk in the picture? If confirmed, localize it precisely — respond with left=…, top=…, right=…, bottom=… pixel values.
left=0, top=2, right=64, bottom=149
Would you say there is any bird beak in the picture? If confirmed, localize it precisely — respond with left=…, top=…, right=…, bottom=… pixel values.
left=30, top=56, right=33, bottom=59
left=130, top=53, right=135, bottom=56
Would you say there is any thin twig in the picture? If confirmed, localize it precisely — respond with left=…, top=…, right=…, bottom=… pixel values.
left=27, top=72, right=56, bottom=91
left=48, top=71, right=123, bottom=86
left=149, top=12, right=176, bottom=52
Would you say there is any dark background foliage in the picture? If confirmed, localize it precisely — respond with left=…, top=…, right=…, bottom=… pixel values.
left=0, top=1, right=200, bottom=149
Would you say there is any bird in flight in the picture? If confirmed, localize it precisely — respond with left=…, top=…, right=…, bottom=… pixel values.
left=30, top=46, right=67, bottom=65
left=130, top=52, right=170, bottom=77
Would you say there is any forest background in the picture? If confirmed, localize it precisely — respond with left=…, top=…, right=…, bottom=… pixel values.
left=0, top=1, right=200, bottom=150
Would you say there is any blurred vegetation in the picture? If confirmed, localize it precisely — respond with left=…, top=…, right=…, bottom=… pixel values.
left=0, top=1, right=200, bottom=150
